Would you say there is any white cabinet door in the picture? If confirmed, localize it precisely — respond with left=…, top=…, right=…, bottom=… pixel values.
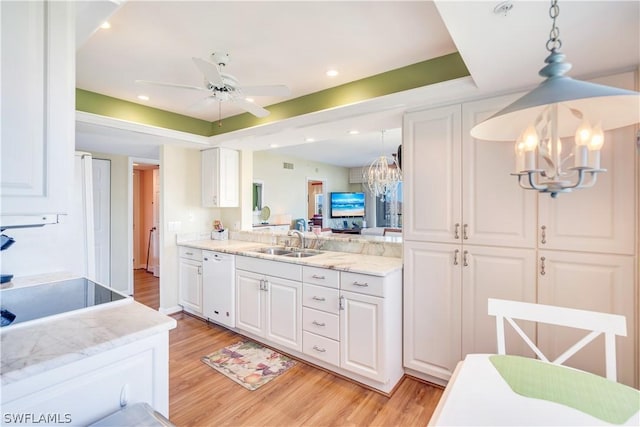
left=265, top=276, right=302, bottom=351
left=403, top=241, right=462, bottom=380
left=1, top=1, right=74, bottom=217
left=461, top=94, right=537, bottom=248
left=218, top=147, right=240, bottom=207
left=178, top=258, right=202, bottom=315
left=538, top=123, right=636, bottom=255
left=201, top=147, right=239, bottom=208
left=461, top=246, right=537, bottom=357
left=2, top=333, right=169, bottom=424
left=403, top=105, right=462, bottom=243
left=340, top=290, right=385, bottom=382
left=537, top=250, right=635, bottom=386
left=235, top=270, right=264, bottom=336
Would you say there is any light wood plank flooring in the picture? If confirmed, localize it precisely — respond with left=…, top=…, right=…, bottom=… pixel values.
left=134, top=270, right=443, bottom=427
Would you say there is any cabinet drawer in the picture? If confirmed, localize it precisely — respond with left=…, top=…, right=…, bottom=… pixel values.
left=179, top=247, right=202, bottom=261
left=303, top=331, right=339, bottom=366
left=303, top=307, right=339, bottom=340
left=341, top=272, right=385, bottom=297
left=302, top=266, right=339, bottom=289
left=236, top=256, right=302, bottom=281
left=303, top=283, right=339, bottom=314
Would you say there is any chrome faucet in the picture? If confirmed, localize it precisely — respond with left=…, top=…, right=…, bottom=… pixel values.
left=287, top=230, right=305, bottom=249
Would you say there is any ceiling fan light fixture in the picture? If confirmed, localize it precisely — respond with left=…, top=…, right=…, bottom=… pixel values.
left=137, top=95, right=149, bottom=101
left=326, top=69, right=339, bottom=77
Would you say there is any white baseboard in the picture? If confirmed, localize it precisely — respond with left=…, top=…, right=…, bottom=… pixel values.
left=159, top=305, right=182, bottom=315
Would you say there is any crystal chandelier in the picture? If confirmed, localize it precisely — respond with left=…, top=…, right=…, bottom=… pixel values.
left=470, top=0, right=639, bottom=198
left=363, top=130, right=402, bottom=202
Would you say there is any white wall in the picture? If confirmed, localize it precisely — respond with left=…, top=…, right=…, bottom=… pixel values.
left=253, top=150, right=359, bottom=226
left=159, top=145, right=220, bottom=311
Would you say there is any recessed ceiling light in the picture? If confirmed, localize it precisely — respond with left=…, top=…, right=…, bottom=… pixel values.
left=326, top=69, right=339, bottom=77
left=137, top=95, right=149, bottom=101
left=305, top=137, right=315, bottom=143
left=100, top=21, right=111, bottom=29
left=270, top=143, right=279, bottom=148
left=348, top=130, right=359, bottom=135
left=246, top=97, right=255, bottom=103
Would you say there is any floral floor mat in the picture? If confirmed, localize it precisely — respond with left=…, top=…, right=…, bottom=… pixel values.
left=201, top=340, right=296, bottom=391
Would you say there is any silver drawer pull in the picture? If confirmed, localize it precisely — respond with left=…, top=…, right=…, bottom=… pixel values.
left=185, top=252, right=193, bottom=256
left=312, top=296, right=326, bottom=301
left=312, top=345, right=326, bottom=353
left=352, top=281, right=368, bottom=287
left=312, top=320, right=326, bottom=327
left=311, top=274, right=326, bottom=279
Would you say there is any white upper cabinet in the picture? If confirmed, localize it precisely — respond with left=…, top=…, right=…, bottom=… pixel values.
left=403, top=105, right=462, bottom=243
left=537, top=72, right=637, bottom=255
left=461, top=94, right=537, bottom=248
left=201, top=147, right=240, bottom=208
left=1, top=1, right=75, bottom=219
left=403, top=96, right=536, bottom=248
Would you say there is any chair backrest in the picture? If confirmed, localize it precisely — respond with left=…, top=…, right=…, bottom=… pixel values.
left=487, top=298, right=627, bottom=381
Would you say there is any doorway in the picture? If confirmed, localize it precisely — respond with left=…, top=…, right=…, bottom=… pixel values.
left=307, top=179, right=325, bottom=228
left=130, top=158, right=160, bottom=304
left=133, top=163, right=159, bottom=274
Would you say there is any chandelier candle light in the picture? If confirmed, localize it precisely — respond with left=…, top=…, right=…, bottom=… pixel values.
left=363, top=130, right=402, bottom=202
left=470, top=0, right=640, bottom=198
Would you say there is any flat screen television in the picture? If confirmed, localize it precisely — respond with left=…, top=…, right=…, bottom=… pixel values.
left=330, top=192, right=365, bottom=218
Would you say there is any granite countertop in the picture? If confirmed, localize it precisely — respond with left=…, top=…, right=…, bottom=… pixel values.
left=0, top=298, right=176, bottom=386
left=179, top=239, right=403, bottom=277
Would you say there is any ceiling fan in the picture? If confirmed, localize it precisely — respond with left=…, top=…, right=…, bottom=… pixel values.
left=136, top=52, right=291, bottom=118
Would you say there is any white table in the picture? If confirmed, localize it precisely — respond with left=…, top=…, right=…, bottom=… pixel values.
left=429, top=354, right=640, bottom=426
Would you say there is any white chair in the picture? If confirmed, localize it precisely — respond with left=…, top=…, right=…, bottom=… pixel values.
left=487, top=298, right=627, bottom=381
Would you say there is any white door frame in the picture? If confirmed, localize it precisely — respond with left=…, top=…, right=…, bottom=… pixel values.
left=306, top=176, right=326, bottom=228
left=127, top=157, right=160, bottom=295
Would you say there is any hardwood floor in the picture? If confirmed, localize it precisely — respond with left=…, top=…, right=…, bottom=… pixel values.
left=133, top=268, right=159, bottom=310
left=133, top=271, right=443, bottom=427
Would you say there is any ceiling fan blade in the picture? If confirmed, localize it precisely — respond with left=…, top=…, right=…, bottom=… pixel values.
left=231, top=97, right=270, bottom=118
left=192, top=57, right=225, bottom=87
left=238, top=85, right=291, bottom=97
left=135, top=79, right=208, bottom=92
left=186, top=96, right=218, bottom=112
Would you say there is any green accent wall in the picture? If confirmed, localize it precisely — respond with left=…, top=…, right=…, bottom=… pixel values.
left=76, top=52, right=469, bottom=137
left=76, top=89, right=214, bottom=136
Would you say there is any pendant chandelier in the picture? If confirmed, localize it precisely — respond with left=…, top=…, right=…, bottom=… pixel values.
left=363, top=130, right=402, bottom=202
left=470, top=0, right=640, bottom=198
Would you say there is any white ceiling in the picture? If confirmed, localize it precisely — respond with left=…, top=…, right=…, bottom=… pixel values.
left=75, top=1, right=640, bottom=167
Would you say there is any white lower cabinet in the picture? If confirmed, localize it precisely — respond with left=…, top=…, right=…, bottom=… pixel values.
left=537, top=250, right=636, bottom=386
left=340, top=290, right=385, bottom=382
left=403, top=241, right=536, bottom=382
left=233, top=257, right=403, bottom=393
left=235, top=257, right=302, bottom=352
left=302, top=265, right=403, bottom=391
left=1, top=333, right=170, bottom=425
left=178, top=248, right=203, bottom=316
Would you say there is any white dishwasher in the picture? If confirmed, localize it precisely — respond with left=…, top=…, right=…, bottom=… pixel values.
left=202, top=251, right=236, bottom=328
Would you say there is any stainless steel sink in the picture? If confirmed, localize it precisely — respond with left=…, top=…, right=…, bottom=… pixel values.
left=284, top=252, right=317, bottom=258
left=253, top=247, right=324, bottom=257
left=256, top=247, right=293, bottom=255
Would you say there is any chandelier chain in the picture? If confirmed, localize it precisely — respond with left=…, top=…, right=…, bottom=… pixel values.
left=546, top=0, right=562, bottom=51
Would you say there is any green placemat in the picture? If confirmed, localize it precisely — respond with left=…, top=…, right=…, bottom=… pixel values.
left=489, top=355, right=639, bottom=424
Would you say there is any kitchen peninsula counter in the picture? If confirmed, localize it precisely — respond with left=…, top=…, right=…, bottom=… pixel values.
left=1, top=298, right=176, bottom=386
left=179, top=239, right=403, bottom=277
left=1, top=288, right=176, bottom=424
